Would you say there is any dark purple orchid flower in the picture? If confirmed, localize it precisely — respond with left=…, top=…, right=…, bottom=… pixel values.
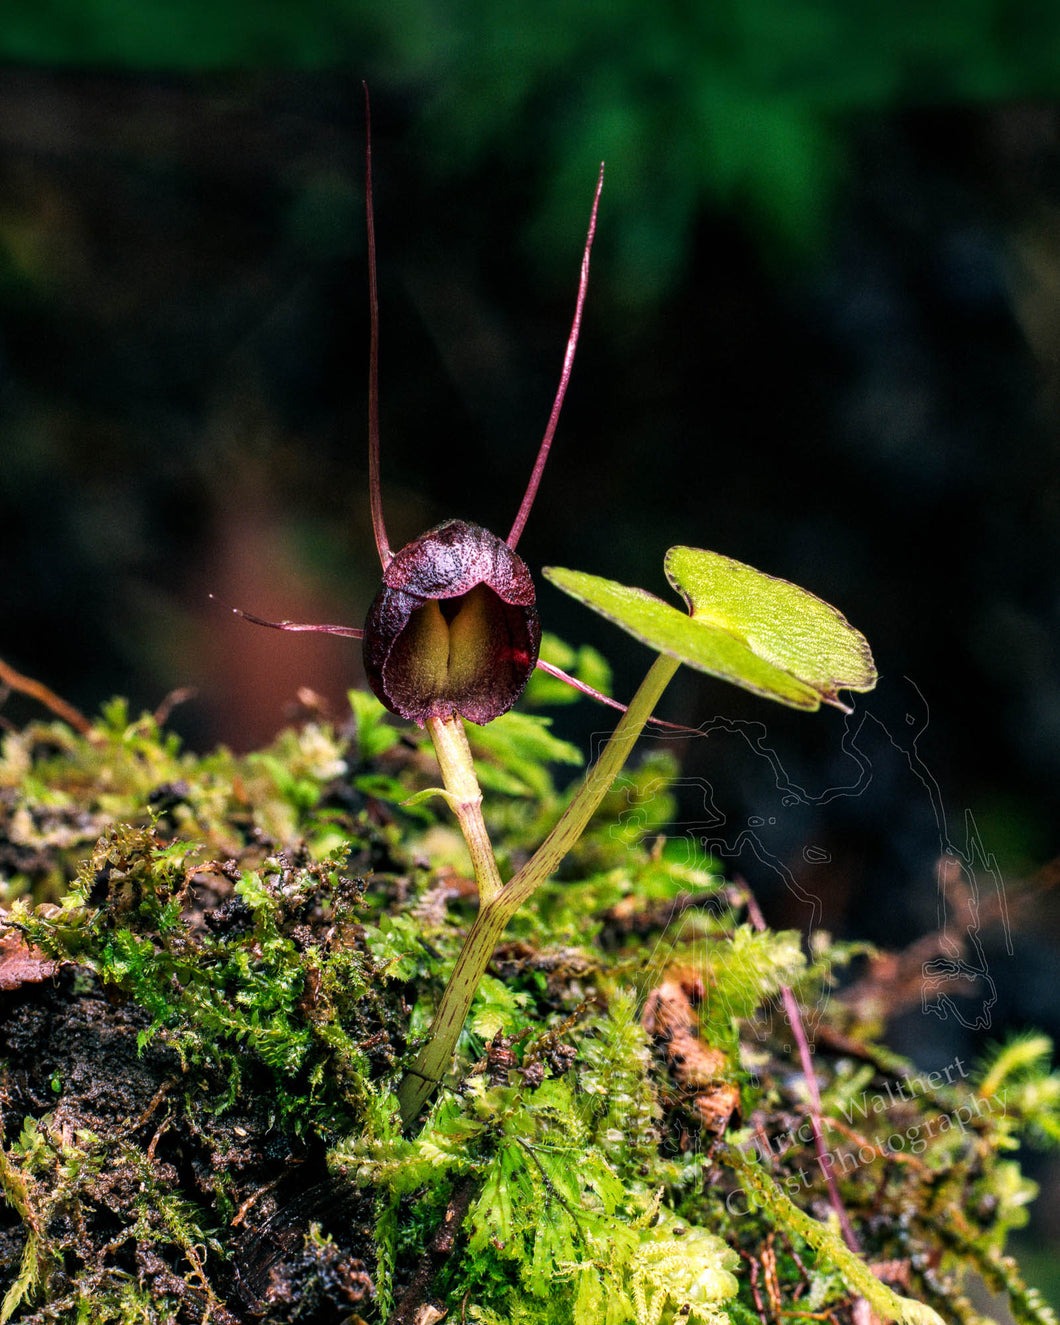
left=350, top=92, right=606, bottom=727
left=218, top=91, right=621, bottom=730
left=220, top=91, right=698, bottom=738
left=362, top=519, right=540, bottom=725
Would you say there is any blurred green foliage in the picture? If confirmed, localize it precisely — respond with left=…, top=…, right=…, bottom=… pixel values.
left=1, top=0, right=362, bottom=70
left=5, top=0, right=1060, bottom=299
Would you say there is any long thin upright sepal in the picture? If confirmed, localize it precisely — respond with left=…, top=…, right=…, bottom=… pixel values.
left=363, top=84, right=392, bottom=569
left=396, top=651, right=680, bottom=1126
left=506, top=164, right=604, bottom=551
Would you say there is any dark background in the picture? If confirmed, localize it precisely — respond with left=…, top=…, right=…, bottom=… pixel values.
left=1, top=2, right=1059, bottom=1293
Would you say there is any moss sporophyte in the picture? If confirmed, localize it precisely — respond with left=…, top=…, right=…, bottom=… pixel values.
left=221, top=93, right=877, bottom=1130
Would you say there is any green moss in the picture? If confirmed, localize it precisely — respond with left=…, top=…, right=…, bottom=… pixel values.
left=1, top=693, right=1057, bottom=1323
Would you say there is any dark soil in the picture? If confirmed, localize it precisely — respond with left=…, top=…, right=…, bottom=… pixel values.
left=0, top=965, right=377, bottom=1323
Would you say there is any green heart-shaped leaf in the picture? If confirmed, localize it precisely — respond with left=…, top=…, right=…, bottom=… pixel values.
left=543, top=547, right=876, bottom=712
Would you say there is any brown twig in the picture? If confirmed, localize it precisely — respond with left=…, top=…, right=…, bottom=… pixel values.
left=780, top=1312, right=843, bottom=1322
left=230, top=1175, right=284, bottom=1229
left=153, top=686, right=198, bottom=726
left=825, top=1117, right=930, bottom=1175
left=762, top=1234, right=782, bottom=1316
left=387, top=1176, right=476, bottom=1325
left=0, top=655, right=92, bottom=734
left=739, top=1249, right=769, bottom=1325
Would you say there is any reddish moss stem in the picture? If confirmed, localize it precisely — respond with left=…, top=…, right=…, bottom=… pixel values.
left=742, top=885, right=861, bottom=1254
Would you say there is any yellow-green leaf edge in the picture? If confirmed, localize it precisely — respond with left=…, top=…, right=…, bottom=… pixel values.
left=543, top=546, right=877, bottom=714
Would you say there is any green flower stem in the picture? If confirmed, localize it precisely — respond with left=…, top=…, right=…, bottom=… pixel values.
left=397, top=652, right=681, bottom=1126
left=424, top=713, right=504, bottom=907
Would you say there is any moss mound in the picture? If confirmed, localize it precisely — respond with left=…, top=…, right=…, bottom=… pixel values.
left=1, top=695, right=1057, bottom=1324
